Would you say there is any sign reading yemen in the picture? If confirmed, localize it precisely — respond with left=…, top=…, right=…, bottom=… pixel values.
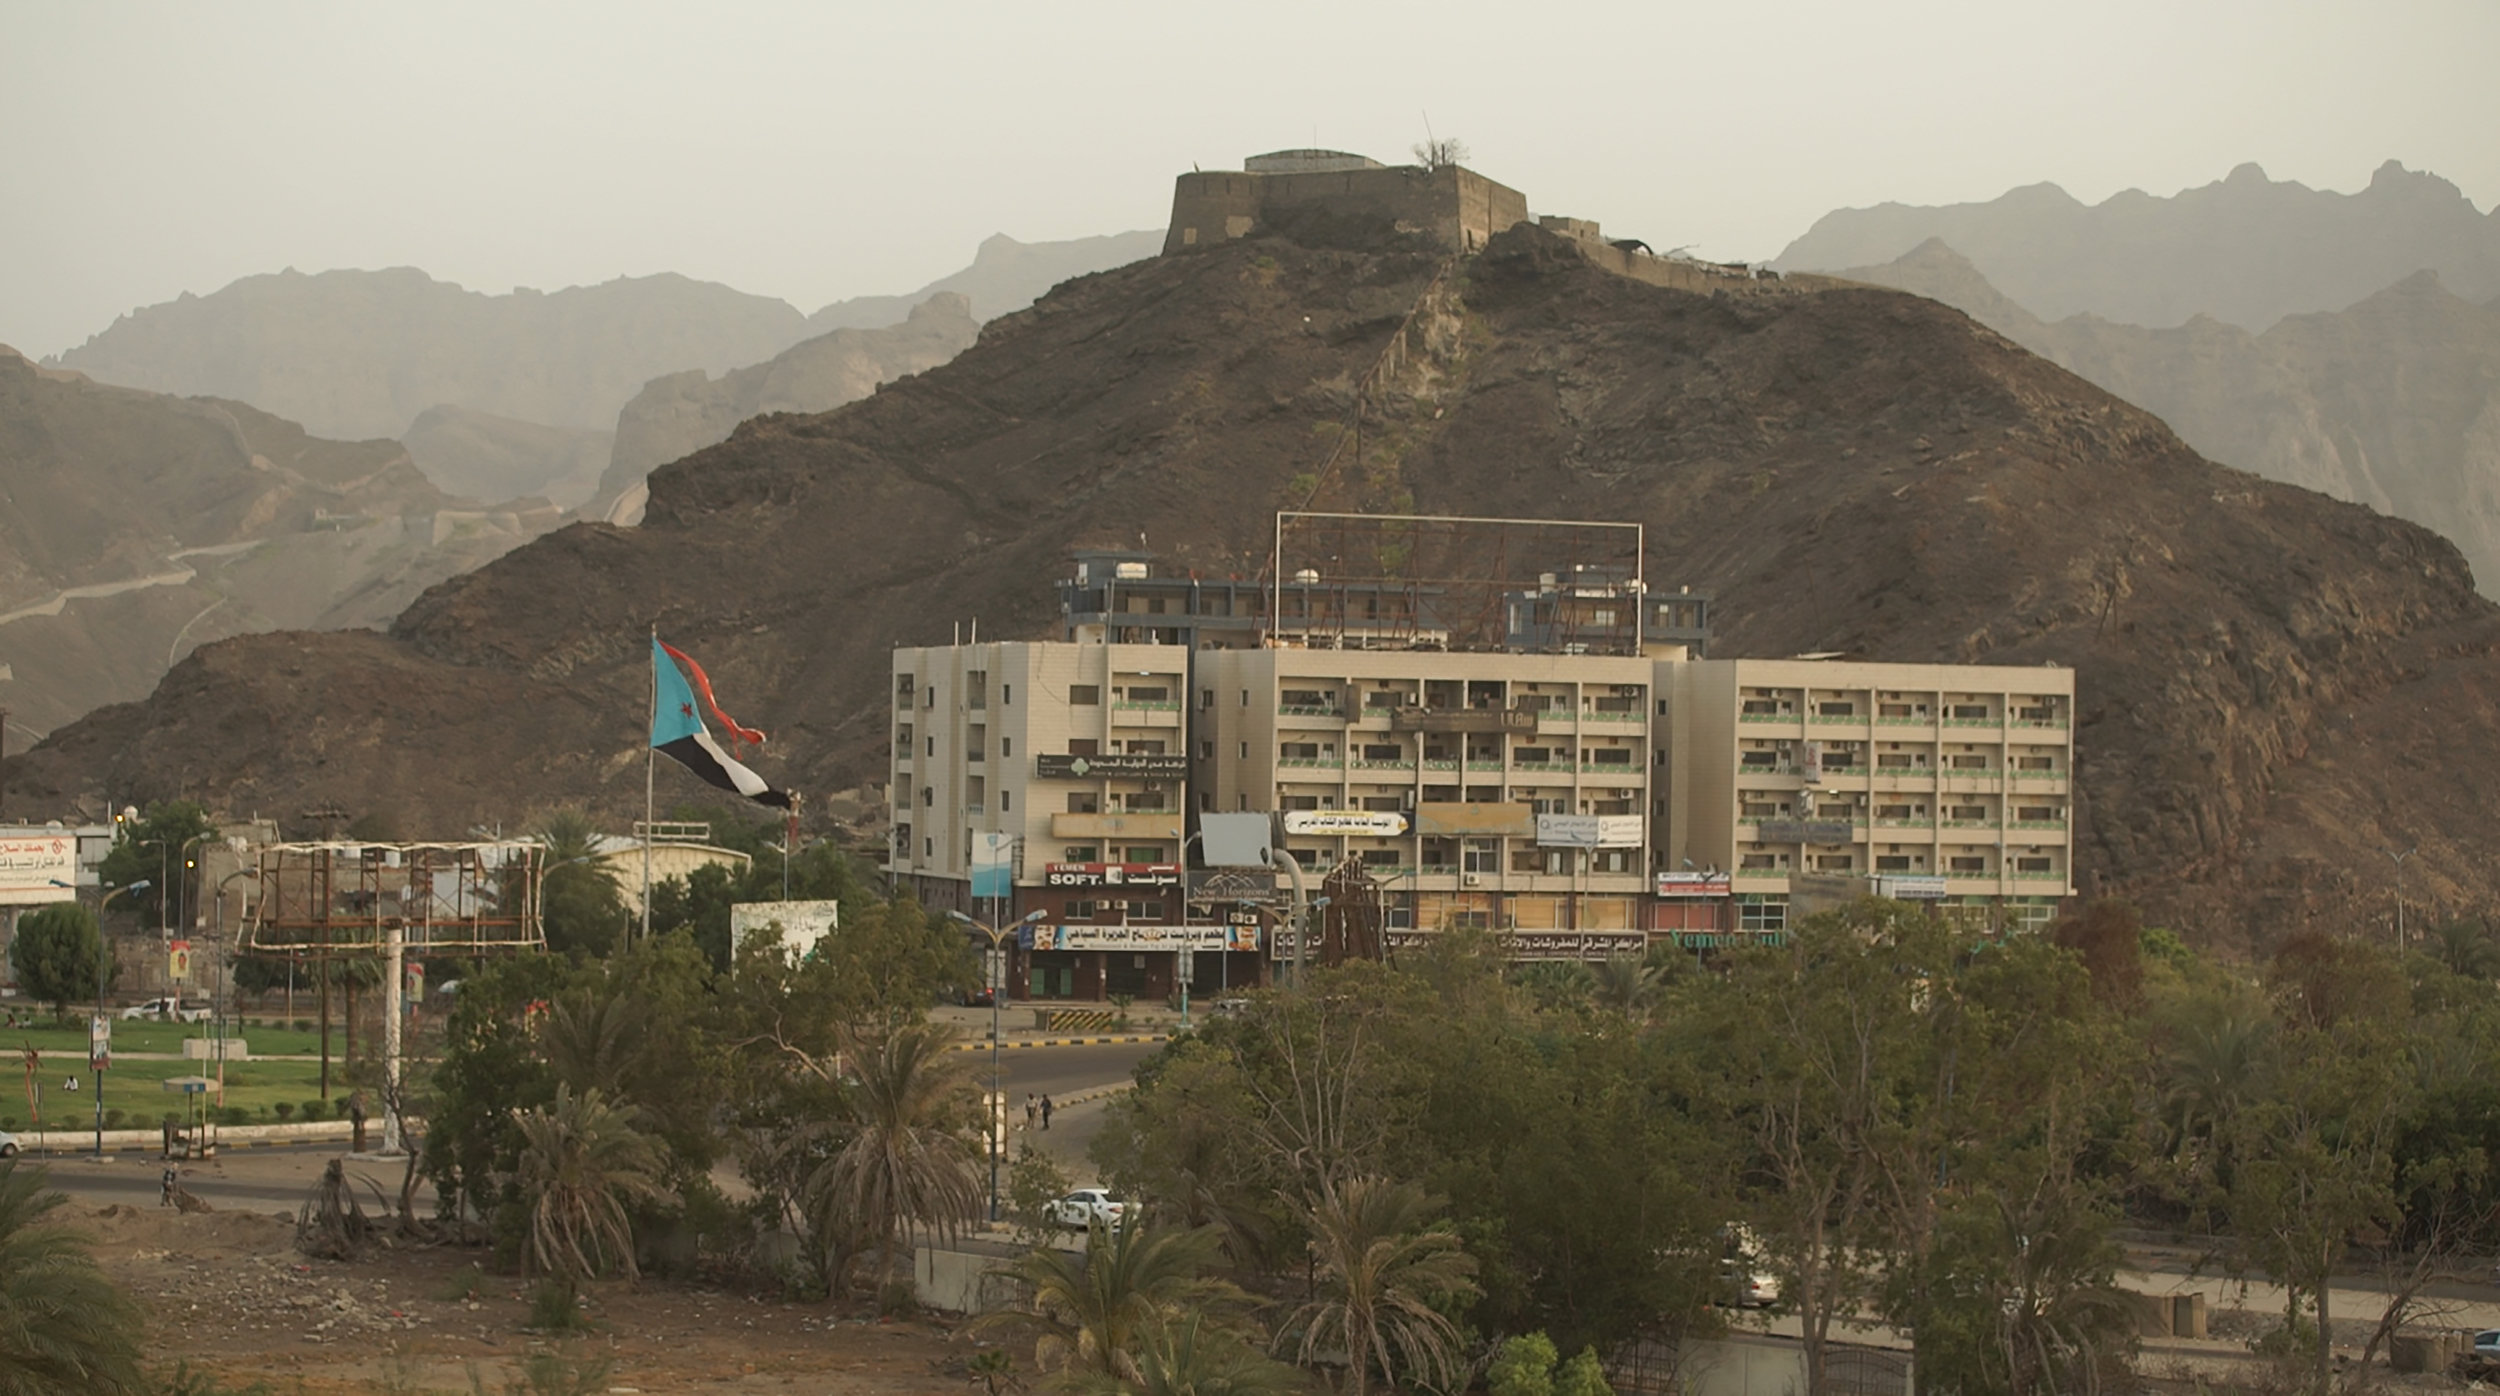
left=1044, top=863, right=1183, bottom=888
left=1035, top=753, right=1188, bottom=779
left=1281, top=810, right=1409, bottom=837
left=0, top=831, right=78, bottom=906
left=1534, top=814, right=1645, bottom=848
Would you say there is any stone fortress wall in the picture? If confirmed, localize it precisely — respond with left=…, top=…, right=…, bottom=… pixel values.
left=1164, top=148, right=1846, bottom=299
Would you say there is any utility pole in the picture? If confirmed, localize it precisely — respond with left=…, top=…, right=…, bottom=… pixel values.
left=2386, top=845, right=2418, bottom=952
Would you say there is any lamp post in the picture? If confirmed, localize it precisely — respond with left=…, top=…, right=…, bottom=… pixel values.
left=212, top=868, right=259, bottom=1104
left=58, top=879, right=150, bottom=1159
left=2385, top=845, right=2419, bottom=952
left=947, top=907, right=1045, bottom=1224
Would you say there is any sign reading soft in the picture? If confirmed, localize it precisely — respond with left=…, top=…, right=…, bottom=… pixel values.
left=0, top=832, right=77, bottom=906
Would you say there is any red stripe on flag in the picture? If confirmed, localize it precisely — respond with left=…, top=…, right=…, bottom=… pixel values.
left=659, top=641, right=767, bottom=748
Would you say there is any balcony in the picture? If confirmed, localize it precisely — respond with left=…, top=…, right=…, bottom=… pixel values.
left=1872, top=818, right=1936, bottom=830
left=1277, top=756, right=1345, bottom=770
left=1809, top=712, right=1870, bottom=726
left=2008, top=819, right=2067, bottom=831
left=2008, top=769, right=2067, bottom=783
left=2009, top=717, right=2071, bottom=731
left=1583, top=707, right=1645, bottom=724
left=1874, top=714, right=1936, bottom=727
left=1278, top=704, right=1346, bottom=719
left=1465, top=760, right=1506, bottom=773
left=1739, top=711, right=1800, bottom=724
left=1352, top=758, right=1418, bottom=772
left=1942, top=715, right=2004, bottom=729
left=1422, top=758, right=1461, bottom=772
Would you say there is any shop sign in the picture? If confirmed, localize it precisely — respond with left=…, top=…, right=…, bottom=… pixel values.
left=1282, top=810, right=1409, bottom=837
left=1025, top=923, right=1259, bottom=952
left=0, top=832, right=78, bottom=906
left=1535, top=814, right=1644, bottom=848
left=1654, top=872, right=1733, bottom=898
left=1269, top=927, right=1650, bottom=962
left=1876, top=874, right=1949, bottom=901
left=1044, top=863, right=1182, bottom=889
left=1036, top=753, right=1189, bottom=779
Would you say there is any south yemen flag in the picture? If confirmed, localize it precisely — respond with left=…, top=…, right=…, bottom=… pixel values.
left=651, top=638, right=793, bottom=808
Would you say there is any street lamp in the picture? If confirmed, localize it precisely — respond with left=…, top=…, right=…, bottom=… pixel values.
left=2385, top=845, right=2419, bottom=952
left=947, top=906, right=1046, bottom=1223
left=54, top=879, right=150, bottom=1159
left=212, top=867, right=260, bottom=1104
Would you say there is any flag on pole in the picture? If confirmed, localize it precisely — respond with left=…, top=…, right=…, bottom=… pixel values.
left=651, top=638, right=793, bottom=808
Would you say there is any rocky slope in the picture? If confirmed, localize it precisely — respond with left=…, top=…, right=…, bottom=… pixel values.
left=1836, top=240, right=2500, bottom=596
left=1778, top=160, right=2500, bottom=331
left=0, top=349, right=554, bottom=739
left=12, top=223, right=2500, bottom=950
left=586, top=293, right=981, bottom=526
left=401, top=405, right=611, bottom=511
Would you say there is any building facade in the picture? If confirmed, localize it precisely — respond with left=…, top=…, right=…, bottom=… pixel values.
left=890, top=554, right=2079, bottom=1001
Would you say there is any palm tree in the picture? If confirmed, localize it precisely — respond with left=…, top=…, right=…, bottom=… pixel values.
left=0, top=1160, right=147, bottom=1394
left=1512, top=961, right=1594, bottom=1014
left=979, top=1220, right=1249, bottom=1381
left=1064, top=1312, right=1309, bottom=1396
left=1589, top=953, right=1662, bottom=1022
left=806, top=1022, right=984, bottom=1288
left=543, top=987, right=649, bottom=1096
left=1283, top=1177, right=1480, bottom=1396
left=512, top=1084, right=669, bottom=1282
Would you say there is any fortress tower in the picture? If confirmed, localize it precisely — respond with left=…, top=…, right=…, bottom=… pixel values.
left=1163, top=149, right=1529, bottom=257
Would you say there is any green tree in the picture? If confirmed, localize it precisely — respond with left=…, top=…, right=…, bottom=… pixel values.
left=6, top=903, right=108, bottom=1021
left=1486, top=1332, right=1558, bottom=1396
left=94, top=799, right=214, bottom=927
left=1064, top=1312, right=1309, bottom=1396
left=979, top=1221, right=1247, bottom=1381
left=534, top=808, right=629, bottom=958
left=1281, top=1176, right=1481, bottom=1396
left=1587, top=953, right=1662, bottom=1023
left=513, top=1084, right=669, bottom=1282
left=0, top=1159, right=147, bottom=1394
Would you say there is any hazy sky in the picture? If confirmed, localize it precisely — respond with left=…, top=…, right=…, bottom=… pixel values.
left=5, top=0, right=2494, bottom=358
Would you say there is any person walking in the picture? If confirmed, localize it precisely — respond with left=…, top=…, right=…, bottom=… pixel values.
left=1039, top=1094, right=1054, bottom=1131
left=1024, top=1092, right=1040, bottom=1132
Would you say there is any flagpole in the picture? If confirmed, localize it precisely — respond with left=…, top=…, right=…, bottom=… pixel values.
left=643, top=626, right=656, bottom=944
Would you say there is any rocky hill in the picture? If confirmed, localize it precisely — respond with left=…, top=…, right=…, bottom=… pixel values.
left=12, top=222, right=2500, bottom=950
left=1836, top=239, right=2500, bottom=596
left=1778, top=160, right=2500, bottom=331
left=401, top=405, right=611, bottom=511
left=0, top=349, right=553, bottom=740
left=586, top=293, right=981, bottom=526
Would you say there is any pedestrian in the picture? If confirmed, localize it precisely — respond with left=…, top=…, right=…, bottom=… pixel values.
left=63, top=1075, right=78, bottom=1093
left=1040, top=1093, right=1053, bottom=1131
left=1024, top=1092, right=1039, bottom=1132
left=349, top=1091, right=369, bottom=1152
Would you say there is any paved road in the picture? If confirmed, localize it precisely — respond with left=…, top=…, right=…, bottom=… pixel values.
left=26, top=1039, right=1162, bottom=1212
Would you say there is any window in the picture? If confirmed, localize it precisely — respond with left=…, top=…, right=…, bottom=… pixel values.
left=1281, top=741, right=1321, bottom=760
left=1001, top=737, right=1013, bottom=758
left=1062, top=846, right=1099, bottom=862
left=1741, top=853, right=1778, bottom=869
left=1130, top=901, right=1166, bottom=920
left=1066, top=792, right=1099, bottom=814
left=1462, top=840, right=1500, bottom=873
left=1741, top=802, right=1778, bottom=819
left=1202, top=689, right=1215, bottom=709
left=920, top=786, right=934, bottom=807
left=1530, top=797, right=1568, bottom=814
left=1514, top=747, right=1551, bottom=765
left=1949, top=754, right=1989, bottom=769
left=1242, top=689, right=1250, bottom=707
left=1876, top=753, right=1915, bottom=768
left=1002, top=683, right=1012, bottom=705
left=1126, top=686, right=1170, bottom=704
left=1281, top=688, right=1331, bottom=710
left=896, top=723, right=913, bottom=748
left=1361, top=743, right=1404, bottom=761
left=1594, top=849, right=1634, bottom=873
left=896, top=675, right=915, bottom=703
left=966, top=776, right=985, bottom=808
left=1950, top=704, right=1990, bottom=719
left=1360, top=849, right=1399, bottom=868
left=1123, top=791, right=1167, bottom=812
left=1123, top=847, right=1163, bottom=865
left=2017, top=805, right=2058, bottom=822
left=1949, top=804, right=1987, bottom=820
left=968, top=725, right=986, bottom=762
left=1071, top=684, right=1101, bottom=705
left=1281, top=794, right=1322, bottom=811
left=1740, top=750, right=1778, bottom=768
left=2017, top=755, right=2056, bottom=771
left=1126, top=739, right=1167, bottom=755
left=1813, top=854, right=1854, bottom=872
left=1738, top=898, right=1787, bottom=933
left=1199, top=740, right=1215, bottom=760
left=1512, top=849, right=1543, bottom=872
left=923, top=837, right=933, bottom=857
left=1069, top=738, right=1099, bottom=757
left=1000, top=791, right=1011, bottom=812
left=1064, top=899, right=1099, bottom=919
left=2016, top=856, right=2053, bottom=873
left=1876, top=803, right=1913, bottom=819
left=1361, top=795, right=1404, bottom=812
left=926, top=736, right=935, bottom=757
left=1879, top=702, right=1916, bottom=718
left=924, top=686, right=937, bottom=709
left=1949, top=856, right=1987, bottom=873
left=1818, top=701, right=1855, bottom=717
left=1240, top=742, right=1250, bottom=759
left=1199, top=792, right=1213, bottom=811
left=1590, top=748, right=1632, bottom=765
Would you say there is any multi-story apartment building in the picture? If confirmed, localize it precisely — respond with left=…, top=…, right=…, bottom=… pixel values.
left=890, top=544, right=2079, bottom=1001
left=1653, top=659, right=2077, bottom=935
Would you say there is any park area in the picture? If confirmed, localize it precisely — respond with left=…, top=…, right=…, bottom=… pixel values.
left=6, top=1016, right=372, bottom=1130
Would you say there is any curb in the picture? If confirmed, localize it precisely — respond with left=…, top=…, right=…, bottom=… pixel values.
left=949, top=1034, right=1170, bottom=1052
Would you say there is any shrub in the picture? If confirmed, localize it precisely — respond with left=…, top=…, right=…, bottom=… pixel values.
left=1489, top=1332, right=1559, bottom=1396
left=877, top=1278, right=918, bottom=1319
left=293, top=1019, right=312, bottom=1032
left=274, top=1102, right=295, bottom=1121
left=526, top=1277, right=592, bottom=1333
left=299, top=1098, right=330, bottom=1122
left=104, top=1108, right=125, bottom=1128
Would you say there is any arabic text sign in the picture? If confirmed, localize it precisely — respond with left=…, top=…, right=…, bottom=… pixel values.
left=1534, top=814, right=1644, bottom=848
left=0, top=833, right=78, bottom=906
left=1025, top=923, right=1258, bottom=952
left=1281, top=810, right=1409, bottom=836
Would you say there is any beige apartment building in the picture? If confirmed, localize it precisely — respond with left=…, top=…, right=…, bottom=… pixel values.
left=1653, top=659, right=2077, bottom=934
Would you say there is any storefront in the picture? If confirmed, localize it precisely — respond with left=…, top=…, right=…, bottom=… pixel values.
left=1017, top=919, right=1264, bottom=1002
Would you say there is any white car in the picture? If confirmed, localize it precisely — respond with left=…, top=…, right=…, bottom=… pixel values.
left=0, top=1129, right=18, bottom=1158
left=2476, top=1329, right=2500, bottom=1359
left=120, top=997, right=211, bottom=1023
left=1045, top=1187, right=1129, bottom=1230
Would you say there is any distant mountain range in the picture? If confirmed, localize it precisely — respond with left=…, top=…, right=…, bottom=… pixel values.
left=1782, top=163, right=2500, bottom=596
left=1778, top=160, right=2500, bottom=331
left=0, top=347, right=555, bottom=740
left=48, top=230, right=1162, bottom=507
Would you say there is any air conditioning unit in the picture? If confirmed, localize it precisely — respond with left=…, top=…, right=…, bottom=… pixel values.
left=1462, top=874, right=1484, bottom=888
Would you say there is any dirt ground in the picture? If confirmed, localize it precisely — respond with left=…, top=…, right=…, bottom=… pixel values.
left=83, top=1202, right=976, bottom=1394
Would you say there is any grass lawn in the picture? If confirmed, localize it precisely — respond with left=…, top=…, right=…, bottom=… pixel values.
left=4, top=1017, right=337, bottom=1056
left=2, top=1054, right=350, bottom=1131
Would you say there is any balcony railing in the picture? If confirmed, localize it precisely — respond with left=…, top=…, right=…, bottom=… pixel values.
left=1809, top=712, right=1869, bottom=725
left=2009, top=769, right=2067, bottom=781
left=1739, top=711, right=1800, bottom=723
left=1465, top=760, right=1506, bottom=772
left=1873, top=818, right=1936, bottom=829
left=1512, top=761, right=1575, bottom=773
left=1583, top=709, right=1644, bottom=723
left=2010, top=718, right=2071, bottom=731
left=1353, top=758, right=1417, bottom=771
left=1874, top=715, right=1935, bottom=726
left=1943, top=715, right=2003, bottom=727
left=1278, top=704, right=1343, bottom=718
left=1422, top=758, right=1460, bottom=771
left=1115, top=700, right=1182, bottom=712
left=2010, top=870, right=2067, bottom=881
left=1278, top=757, right=1343, bottom=769
left=2008, top=819, right=2067, bottom=830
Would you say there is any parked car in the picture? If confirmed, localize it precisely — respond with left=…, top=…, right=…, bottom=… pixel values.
left=2476, top=1329, right=2500, bottom=1359
left=0, top=1129, right=18, bottom=1158
left=120, top=997, right=210, bottom=1023
left=955, top=985, right=997, bottom=1008
left=1044, top=1187, right=1129, bottom=1230
left=1719, top=1260, right=1781, bottom=1308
